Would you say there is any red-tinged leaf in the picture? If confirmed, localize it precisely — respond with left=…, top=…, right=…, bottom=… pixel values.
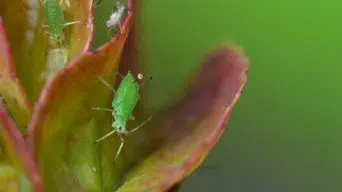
left=27, top=12, right=133, bottom=191
left=0, top=0, right=94, bottom=103
left=0, top=18, right=32, bottom=133
left=0, top=101, right=43, bottom=192
left=115, top=46, right=249, bottom=191
left=0, top=0, right=48, bottom=103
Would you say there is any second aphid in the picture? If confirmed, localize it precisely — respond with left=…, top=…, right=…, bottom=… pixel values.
left=41, top=0, right=79, bottom=45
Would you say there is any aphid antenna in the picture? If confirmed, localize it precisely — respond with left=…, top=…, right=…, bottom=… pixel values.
left=137, top=76, right=153, bottom=87
left=94, top=71, right=130, bottom=97
left=116, top=72, right=125, bottom=79
left=108, top=71, right=125, bottom=79
left=96, top=75, right=116, bottom=93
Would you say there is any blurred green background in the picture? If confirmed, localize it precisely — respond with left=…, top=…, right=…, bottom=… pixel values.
left=95, top=0, right=342, bottom=191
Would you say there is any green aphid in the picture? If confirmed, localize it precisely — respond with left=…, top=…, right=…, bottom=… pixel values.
left=41, top=0, right=79, bottom=44
left=92, top=72, right=152, bottom=160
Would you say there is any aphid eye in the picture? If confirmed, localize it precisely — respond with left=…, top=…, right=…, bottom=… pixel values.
left=137, top=73, right=143, bottom=80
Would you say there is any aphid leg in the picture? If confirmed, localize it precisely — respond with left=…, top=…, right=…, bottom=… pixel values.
left=96, top=76, right=116, bottom=93
left=129, top=116, right=153, bottom=133
left=91, top=107, right=113, bottom=112
left=63, top=21, right=81, bottom=28
left=95, top=129, right=116, bottom=143
left=115, top=134, right=125, bottom=160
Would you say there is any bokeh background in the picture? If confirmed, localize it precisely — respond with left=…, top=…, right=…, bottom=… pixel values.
left=94, top=0, right=342, bottom=191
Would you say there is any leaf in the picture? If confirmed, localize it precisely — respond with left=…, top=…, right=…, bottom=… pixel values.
left=115, top=46, right=249, bottom=191
left=27, top=12, right=133, bottom=191
left=0, top=0, right=30, bottom=74
left=0, top=0, right=94, bottom=132
left=0, top=17, right=32, bottom=133
left=0, top=101, right=43, bottom=192
left=0, top=0, right=94, bottom=103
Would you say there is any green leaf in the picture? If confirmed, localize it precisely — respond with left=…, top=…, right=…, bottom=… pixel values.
left=28, top=13, right=133, bottom=191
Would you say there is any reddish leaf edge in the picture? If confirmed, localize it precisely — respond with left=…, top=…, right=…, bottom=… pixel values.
left=156, top=45, right=249, bottom=191
left=0, top=17, right=33, bottom=114
left=82, top=0, right=95, bottom=51
left=69, top=0, right=132, bottom=67
left=27, top=8, right=133, bottom=151
left=0, top=102, right=43, bottom=192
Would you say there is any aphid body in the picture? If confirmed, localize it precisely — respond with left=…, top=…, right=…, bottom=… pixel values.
left=41, top=0, right=79, bottom=44
left=92, top=71, right=152, bottom=160
left=41, top=0, right=79, bottom=65
left=42, top=0, right=65, bottom=43
left=112, top=71, right=139, bottom=133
